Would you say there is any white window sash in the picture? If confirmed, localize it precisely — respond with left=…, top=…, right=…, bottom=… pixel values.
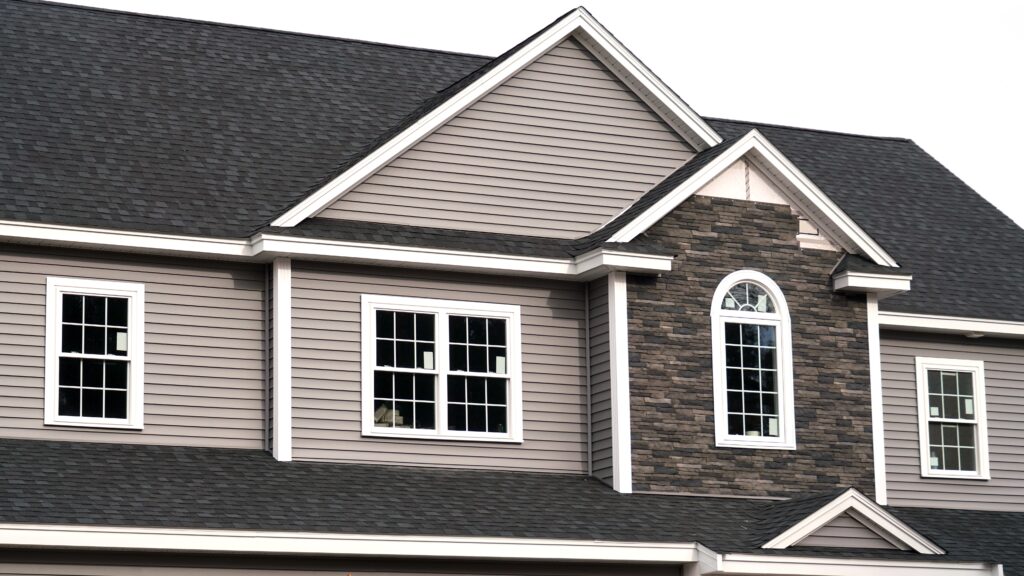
left=361, top=294, right=523, bottom=443
left=44, top=277, right=145, bottom=430
left=711, top=270, right=795, bottom=450
left=915, top=357, right=990, bottom=480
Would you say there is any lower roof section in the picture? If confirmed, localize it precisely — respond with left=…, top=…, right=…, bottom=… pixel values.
left=0, top=438, right=1018, bottom=572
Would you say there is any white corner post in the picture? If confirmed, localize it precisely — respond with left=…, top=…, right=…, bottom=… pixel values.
left=866, top=294, right=887, bottom=504
left=607, top=271, right=632, bottom=493
left=272, top=258, right=293, bottom=462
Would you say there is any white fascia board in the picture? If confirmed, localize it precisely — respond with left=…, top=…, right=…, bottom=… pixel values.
left=720, top=554, right=996, bottom=576
left=0, top=524, right=702, bottom=563
left=878, top=312, right=1024, bottom=339
left=254, top=235, right=672, bottom=279
left=270, top=9, right=720, bottom=228
left=762, top=488, right=944, bottom=555
left=606, top=130, right=899, bottom=268
left=0, top=220, right=252, bottom=259
left=833, top=271, right=913, bottom=299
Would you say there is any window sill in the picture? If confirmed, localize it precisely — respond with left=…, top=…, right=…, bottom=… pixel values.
left=363, top=429, right=522, bottom=444
left=44, top=419, right=143, bottom=431
left=920, top=471, right=990, bottom=481
left=716, top=437, right=795, bottom=450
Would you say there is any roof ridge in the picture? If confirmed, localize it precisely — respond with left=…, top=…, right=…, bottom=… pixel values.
left=707, top=116, right=912, bottom=143
left=14, top=0, right=494, bottom=60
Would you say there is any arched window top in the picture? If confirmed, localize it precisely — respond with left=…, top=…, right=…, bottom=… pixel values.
left=721, top=281, right=776, bottom=314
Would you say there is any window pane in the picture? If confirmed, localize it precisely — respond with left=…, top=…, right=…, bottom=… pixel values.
left=744, top=415, right=761, bottom=436
left=415, top=403, right=435, bottom=430
left=415, top=342, right=434, bottom=370
left=941, top=372, right=957, bottom=395
left=82, top=388, right=104, bottom=418
left=62, top=295, right=83, bottom=323
left=107, top=298, right=128, bottom=327
left=82, top=360, right=104, bottom=388
left=414, top=374, right=435, bottom=401
left=104, top=360, right=128, bottom=389
left=943, top=395, right=959, bottom=420
left=960, top=448, right=977, bottom=471
left=374, top=400, right=394, bottom=426
left=61, top=325, right=83, bottom=353
left=487, top=379, right=506, bottom=405
left=376, top=340, right=394, bottom=367
left=58, top=387, right=80, bottom=417
left=467, top=317, right=487, bottom=344
left=761, top=393, right=778, bottom=416
left=741, top=324, right=759, bottom=345
left=487, top=319, right=506, bottom=346
left=725, top=345, right=741, bottom=367
left=728, top=414, right=743, bottom=435
left=395, top=313, right=415, bottom=340
left=927, top=370, right=941, bottom=394
left=84, top=326, right=106, bottom=355
left=743, top=369, right=760, bottom=391
left=415, top=313, right=434, bottom=342
left=106, top=328, right=128, bottom=357
left=84, top=296, right=105, bottom=325
left=761, top=370, right=777, bottom=392
left=448, top=404, right=466, bottom=431
left=393, top=401, right=414, bottom=428
left=449, top=344, right=468, bottom=372
left=744, top=392, right=759, bottom=413
left=727, top=391, right=742, bottom=413
left=722, top=282, right=776, bottom=313
left=374, top=371, right=392, bottom=399
left=488, top=347, right=507, bottom=374
left=105, top=390, right=127, bottom=419
left=467, top=377, right=486, bottom=403
left=958, top=373, right=973, bottom=396
left=394, top=372, right=414, bottom=400
left=468, top=346, right=487, bottom=373
left=726, top=368, right=742, bottom=389
left=741, top=346, right=759, bottom=369
left=376, top=311, right=394, bottom=338
left=758, top=325, right=776, bottom=347
left=448, top=376, right=466, bottom=402
left=487, top=406, right=507, bottom=433
left=449, top=316, right=467, bottom=343
left=58, top=358, right=80, bottom=387
left=395, top=341, right=415, bottom=368
left=725, top=323, right=740, bottom=345
left=467, top=405, right=487, bottom=432
left=759, top=348, right=776, bottom=370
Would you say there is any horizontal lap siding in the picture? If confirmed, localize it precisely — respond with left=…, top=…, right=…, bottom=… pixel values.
left=796, top=513, right=896, bottom=549
left=291, top=262, right=587, bottom=472
left=318, top=36, right=693, bottom=239
left=588, top=277, right=612, bottom=482
left=0, top=245, right=266, bottom=448
left=881, top=330, right=1024, bottom=511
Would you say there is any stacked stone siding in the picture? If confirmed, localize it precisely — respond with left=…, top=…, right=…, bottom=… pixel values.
left=628, top=196, right=874, bottom=497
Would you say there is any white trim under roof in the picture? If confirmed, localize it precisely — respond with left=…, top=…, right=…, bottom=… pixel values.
left=0, top=523, right=703, bottom=563
left=717, top=554, right=997, bottom=576
left=761, top=488, right=944, bottom=555
left=604, top=130, right=899, bottom=268
left=269, top=7, right=721, bottom=228
left=833, top=270, right=913, bottom=299
left=878, top=312, right=1024, bottom=339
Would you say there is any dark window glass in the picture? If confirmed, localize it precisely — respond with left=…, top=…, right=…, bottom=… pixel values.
left=62, top=295, right=83, bottom=323
left=467, top=317, right=487, bottom=344
left=82, top=359, right=103, bottom=388
left=415, top=374, right=435, bottom=401
left=416, top=314, right=434, bottom=341
left=84, top=296, right=105, bottom=325
left=58, top=358, right=80, bottom=387
left=61, top=325, right=83, bottom=354
left=395, top=312, right=415, bottom=340
left=487, top=319, right=506, bottom=345
left=84, top=326, right=106, bottom=354
left=58, top=388, right=80, bottom=417
left=468, top=346, right=487, bottom=373
left=394, top=401, right=414, bottom=428
left=395, top=341, right=415, bottom=368
left=105, top=390, right=127, bottom=419
left=82, top=388, right=104, bottom=418
left=450, top=345, right=468, bottom=371
left=467, top=404, right=487, bottom=432
left=107, top=298, right=128, bottom=327
left=394, top=372, right=414, bottom=400
left=376, top=340, right=394, bottom=367
left=448, top=404, right=466, bottom=431
left=724, top=323, right=740, bottom=345
left=374, top=371, right=391, bottom=399
left=449, top=316, right=467, bottom=343
left=722, top=321, right=779, bottom=437
left=376, top=311, right=394, bottom=338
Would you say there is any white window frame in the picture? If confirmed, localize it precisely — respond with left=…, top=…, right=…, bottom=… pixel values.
left=711, top=270, right=796, bottom=450
left=915, top=357, right=990, bottom=480
left=44, top=277, right=145, bottom=429
left=360, top=294, right=523, bottom=443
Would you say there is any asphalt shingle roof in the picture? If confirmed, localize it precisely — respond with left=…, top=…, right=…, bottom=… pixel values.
left=0, top=438, right=1019, bottom=572
left=2, top=0, right=1023, bottom=322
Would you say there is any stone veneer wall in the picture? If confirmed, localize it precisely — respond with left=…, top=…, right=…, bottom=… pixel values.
left=628, top=196, right=874, bottom=497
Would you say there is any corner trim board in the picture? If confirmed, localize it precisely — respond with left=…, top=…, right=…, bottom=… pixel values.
left=272, top=258, right=293, bottom=462
left=0, top=524, right=703, bottom=563
left=607, top=271, right=632, bottom=493
left=866, top=295, right=888, bottom=504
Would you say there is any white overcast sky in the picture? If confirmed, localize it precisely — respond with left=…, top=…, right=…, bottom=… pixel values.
left=62, top=0, right=1024, bottom=227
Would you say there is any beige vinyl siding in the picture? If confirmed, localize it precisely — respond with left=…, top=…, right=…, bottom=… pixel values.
left=290, top=261, right=587, bottom=472
left=881, top=330, right=1024, bottom=511
left=318, top=36, right=693, bottom=239
left=0, top=245, right=266, bottom=448
left=0, top=553, right=678, bottom=576
left=795, top=513, right=898, bottom=549
left=588, top=277, right=612, bottom=482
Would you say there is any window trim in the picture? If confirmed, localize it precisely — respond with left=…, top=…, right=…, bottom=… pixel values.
left=44, top=277, right=145, bottom=430
left=360, top=294, right=523, bottom=443
left=711, top=270, right=795, bottom=450
left=915, top=357, right=990, bottom=480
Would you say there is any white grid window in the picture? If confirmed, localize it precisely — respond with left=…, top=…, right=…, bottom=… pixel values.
left=711, top=271, right=795, bottom=450
left=361, top=295, right=522, bottom=442
left=916, top=357, right=989, bottom=479
left=45, top=277, right=145, bottom=429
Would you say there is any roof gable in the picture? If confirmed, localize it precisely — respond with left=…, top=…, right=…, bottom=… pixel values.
left=598, top=129, right=899, bottom=267
left=762, top=488, right=945, bottom=554
left=271, top=7, right=722, bottom=228
left=313, top=36, right=695, bottom=239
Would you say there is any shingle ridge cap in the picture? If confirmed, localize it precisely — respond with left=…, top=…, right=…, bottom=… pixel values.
left=708, top=116, right=912, bottom=143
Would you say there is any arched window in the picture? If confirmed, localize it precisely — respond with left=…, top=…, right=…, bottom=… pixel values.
left=711, top=270, right=795, bottom=449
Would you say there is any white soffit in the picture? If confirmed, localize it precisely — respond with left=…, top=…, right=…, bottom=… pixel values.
left=269, top=7, right=721, bottom=228
left=605, top=130, right=899, bottom=268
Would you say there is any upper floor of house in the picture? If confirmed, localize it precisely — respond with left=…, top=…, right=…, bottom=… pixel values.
left=1, top=0, right=1022, bottom=516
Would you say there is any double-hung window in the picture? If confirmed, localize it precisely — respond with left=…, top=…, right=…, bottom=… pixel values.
left=45, top=277, right=145, bottom=429
left=711, top=270, right=795, bottom=449
left=361, top=294, right=522, bottom=442
left=915, top=357, right=989, bottom=479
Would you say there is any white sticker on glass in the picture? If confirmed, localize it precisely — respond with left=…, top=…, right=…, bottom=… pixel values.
left=422, top=351, right=434, bottom=370
left=964, top=398, right=974, bottom=416
left=930, top=406, right=941, bottom=417
left=116, top=332, right=128, bottom=352
left=495, top=356, right=506, bottom=374
left=768, top=417, right=779, bottom=436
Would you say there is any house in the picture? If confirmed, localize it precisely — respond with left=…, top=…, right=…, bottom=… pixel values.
left=0, top=0, right=1021, bottom=574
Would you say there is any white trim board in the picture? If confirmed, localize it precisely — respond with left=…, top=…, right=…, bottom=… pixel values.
left=834, top=271, right=913, bottom=299
left=762, top=488, right=944, bottom=555
left=604, top=129, right=899, bottom=268
left=717, top=554, right=997, bottom=576
left=272, top=258, right=293, bottom=462
left=878, top=312, right=1024, bottom=339
left=607, top=271, right=632, bottom=493
left=866, top=295, right=888, bottom=505
left=269, top=7, right=721, bottom=228
left=0, top=524, right=704, bottom=563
